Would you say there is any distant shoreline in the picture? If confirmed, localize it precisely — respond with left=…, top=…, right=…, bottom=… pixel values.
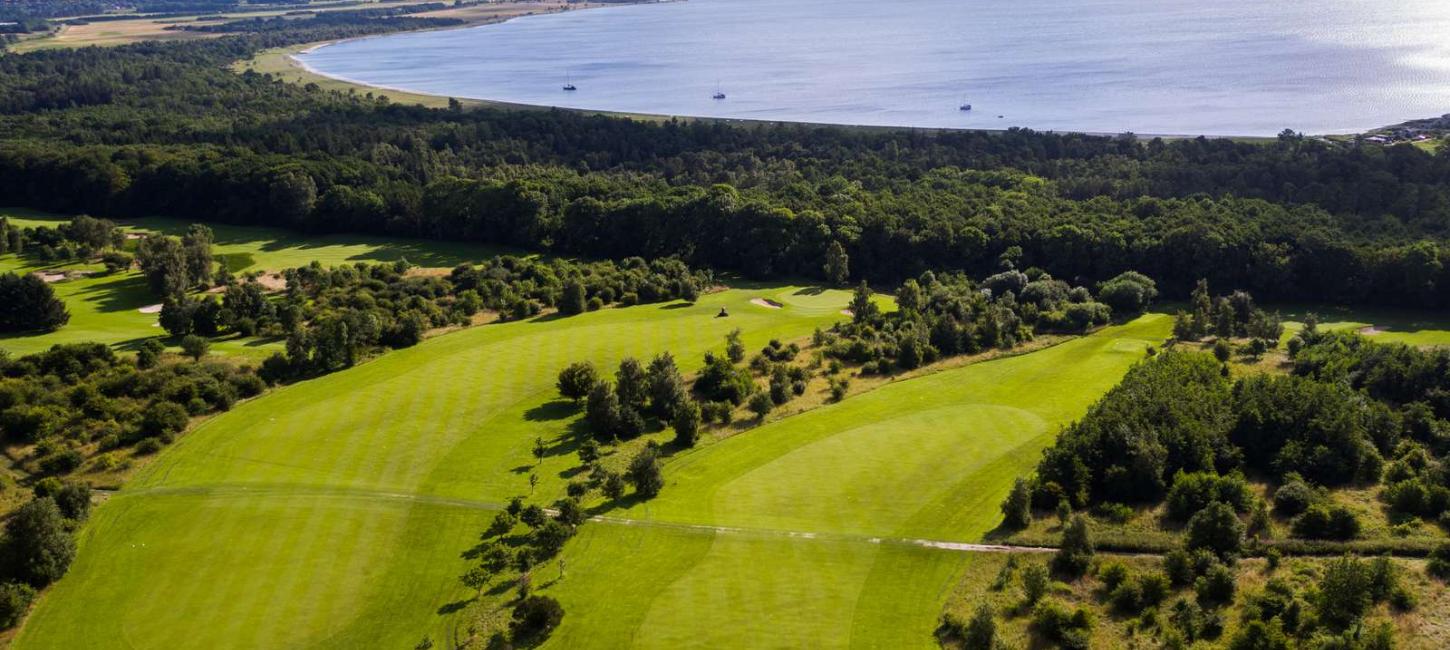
left=278, top=3, right=1436, bottom=143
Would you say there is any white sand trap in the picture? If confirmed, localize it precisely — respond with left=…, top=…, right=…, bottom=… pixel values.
left=1359, top=325, right=1384, bottom=335
left=36, top=272, right=67, bottom=283
left=840, top=309, right=853, bottom=316
left=138, top=304, right=164, bottom=314
left=750, top=298, right=784, bottom=309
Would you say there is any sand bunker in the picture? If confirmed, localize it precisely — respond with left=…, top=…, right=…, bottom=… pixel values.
left=750, top=298, right=784, bottom=309
left=138, top=304, right=164, bottom=314
left=1358, top=325, right=1384, bottom=335
left=36, top=272, right=67, bottom=283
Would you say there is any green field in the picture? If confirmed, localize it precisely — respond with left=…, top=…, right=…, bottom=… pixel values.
left=14, top=277, right=1170, bottom=648
left=0, top=208, right=510, bottom=359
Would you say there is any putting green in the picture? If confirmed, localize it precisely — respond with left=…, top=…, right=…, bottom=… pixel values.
left=538, top=315, right=1171, bottom=648
left=15, top=287, right=855, bottom=649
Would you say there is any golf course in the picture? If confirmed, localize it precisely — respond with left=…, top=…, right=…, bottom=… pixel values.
left=10, top=274, right=1168, bottom=647
left=0, top=208, right=506, bottom=359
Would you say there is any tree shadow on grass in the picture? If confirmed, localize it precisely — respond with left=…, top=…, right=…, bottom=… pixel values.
left=524, top=400, right=576, bottom=422
left=793, top=286, right=828, bottom=296
left=529, top=311, right=574, bottom=324
left=658, top=302, right=693, bottom=310
left=437, top=598, right=473, bottom=615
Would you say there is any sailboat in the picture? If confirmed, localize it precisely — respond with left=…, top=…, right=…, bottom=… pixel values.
left=712, top=81, right=726, bottom=100
left=562, top=72, right=577, bottom=92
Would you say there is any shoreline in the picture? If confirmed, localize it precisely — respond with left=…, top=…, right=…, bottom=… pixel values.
left=286, top=38, right=1270, bottom=140
left=270, top=4, right=1434, bottom=142
left=265, top=0, right=1275, bottom=139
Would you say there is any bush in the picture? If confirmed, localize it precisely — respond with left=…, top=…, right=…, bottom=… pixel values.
left=1428, top=543, right=1450, bottom=580
left=1091, top=501, right=1133, bottom=524
left=1052, top=515, right=1093, bottom=578
left=1165, top=472, right=1251, bottom=521
left=1098, top=561, right=1130, bottom=590
left=1020, top=562, right=1049, bottom=605
left=0, top=582, right=36, bottom=630
left=509, top=595, right=564, bottom=642
left=1186, top=502, right=1245, bottom=560
left=1031, top=599, right=1092, bottom=650
left=1195, top=562, right=1236, bottom=607
left=1291, top=504, right=1360, bottom=540
left=747, top=391, right=773, bottom=420
left=1273, top=476, right=1317, bottom=516
left=961, top=602, right=996, bottom=650
left=1001, top=478, right=1033, bottom=529
left=2, top=497, right=76, bottom=587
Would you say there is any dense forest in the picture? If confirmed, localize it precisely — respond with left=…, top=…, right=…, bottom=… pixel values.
left=0, top=15, right=1447, bottom=307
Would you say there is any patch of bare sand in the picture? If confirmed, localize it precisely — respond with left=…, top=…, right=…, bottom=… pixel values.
left=750, top=298, right=784, bottom=309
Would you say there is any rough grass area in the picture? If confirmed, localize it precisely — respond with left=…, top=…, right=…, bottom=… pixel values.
left=941, top=553, right=1450, bottom=649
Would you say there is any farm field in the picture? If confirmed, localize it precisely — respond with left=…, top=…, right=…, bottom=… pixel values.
left=14, top=293, right=1170, bottom=648
left=0, top=208, right=509, bottom=358
left=9, top=0, right=576, bottom=53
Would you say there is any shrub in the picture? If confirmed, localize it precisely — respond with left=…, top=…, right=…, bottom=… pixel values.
left=1195, top=562, right=1236, bottom=607
left=1273, top=476, right=1317, bottom=516
left=1091, top=501, right=1133, bottom=524
left=1020, top=562, right=1049, bottom=605
left=1031, top=599, right=1092, bottom=650
left=1001, top=478, right=1033, bottom=529
left=1185, top=502, right=1245, bottom=560
left=1428, top=543, right=1450, bottom=580
left=509, top=595, right=564, bottom=642
left=1052, top=515, right=1093, bottom=578
left=1291, top=504, right=1360, bottom=540
left=961, top=602, right=996, bottom=650
left=0, top=582, right=36, bottom=630
left=1165, top=472, right=1251, bottom=521
left=747, top=391, right=773, bottom=420
left=1164, top=548, right=1195, bottom=587
left=2, top=497, right=76, bottom=587
left=1098, top=561, right=1130, bottom=591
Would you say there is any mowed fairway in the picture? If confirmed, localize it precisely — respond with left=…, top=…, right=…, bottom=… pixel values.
left=538, top=314, right=1171, bottom=648
left=17, top=288, right=1168, bottom=648
left=14, top=286, right=856, bottom=649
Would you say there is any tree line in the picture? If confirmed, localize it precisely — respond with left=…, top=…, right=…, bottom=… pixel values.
left=0, top=28, right=1446, bottom=307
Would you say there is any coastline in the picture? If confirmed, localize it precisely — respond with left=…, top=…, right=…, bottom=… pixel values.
left=261, top=3, right=1437, bottom=143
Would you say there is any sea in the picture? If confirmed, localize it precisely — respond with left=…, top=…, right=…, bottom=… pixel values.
left=298, top=0, right=1450, bottom=136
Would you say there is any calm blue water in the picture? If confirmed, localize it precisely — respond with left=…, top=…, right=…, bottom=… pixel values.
left=299, top=0, right=1450, bottom=136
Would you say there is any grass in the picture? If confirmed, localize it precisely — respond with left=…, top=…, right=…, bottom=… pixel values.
left=0, top=207, right=510, bottom=359
left=16, top=296, right=1163, bottom=648
left=14, top=286, right=857, bottom=648
left=532, top=315, right=1171, bottom=648
left=16, top=297, right=1445, bottom=648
